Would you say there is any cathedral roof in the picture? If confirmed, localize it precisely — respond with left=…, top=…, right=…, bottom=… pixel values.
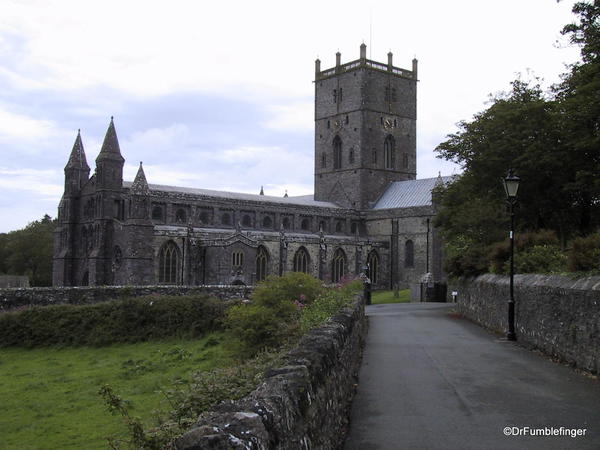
left=122, top=182, right=342, bottom=209
left=96, top=117, right=125, bottom=163
left=373, top=176, right=454, bottom=209
left=65, top=130, right=90, bottom=171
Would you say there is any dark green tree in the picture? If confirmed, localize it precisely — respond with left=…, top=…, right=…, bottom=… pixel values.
left=554, top=0, right=600, bottom=233
left=2, top=215, right=56, bottom=286
left=434, top=1, right=600, bottom=276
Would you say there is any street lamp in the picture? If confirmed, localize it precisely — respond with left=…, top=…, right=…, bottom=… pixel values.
left=502, top=169, right=520, bottom=341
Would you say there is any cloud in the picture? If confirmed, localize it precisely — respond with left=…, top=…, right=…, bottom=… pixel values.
left=0, top=167, right=62, bottom=200
left=0, top=109, right=55, bottom=140
left=263, top=101, right=313, bottom=133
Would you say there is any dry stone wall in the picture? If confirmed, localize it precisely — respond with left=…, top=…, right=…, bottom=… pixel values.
left=175, top=295, right=367, bottom=450
left=0, top=285, right=252, bottom=312
left=451, top=274, right=600, bottom=374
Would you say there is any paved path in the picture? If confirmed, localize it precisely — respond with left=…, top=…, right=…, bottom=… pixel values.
left=344, top=303, right=600, bottom=450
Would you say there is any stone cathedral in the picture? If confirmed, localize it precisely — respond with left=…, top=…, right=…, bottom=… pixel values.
left=53, top=44, right=451, bottom=289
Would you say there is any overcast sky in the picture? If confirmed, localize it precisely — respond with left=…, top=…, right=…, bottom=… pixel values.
left=0, top=0, right=582, bottom=232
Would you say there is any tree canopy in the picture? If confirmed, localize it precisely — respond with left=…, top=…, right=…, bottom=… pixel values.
left=434, top=1, right=600, bottom=276
left=0, top=215, right=56, bottom=286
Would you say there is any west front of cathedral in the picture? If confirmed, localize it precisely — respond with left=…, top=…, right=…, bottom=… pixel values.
left=53, top=44, right=450, bottom=289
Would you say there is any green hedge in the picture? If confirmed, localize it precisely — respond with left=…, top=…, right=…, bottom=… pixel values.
left=0, top=295, right=229, bottom=347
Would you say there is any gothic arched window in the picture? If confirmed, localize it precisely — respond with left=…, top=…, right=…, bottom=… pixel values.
left=222, top=212, right=231, bottom=226
left=293, top=247, right=310, bottom=274
left=113, top=245, right=123, bottom=270
left=335, top=221, right=344, bottom=233
left=242, top=214, right=252, bottom=227
left=175, top=208, right=186, bottom=223
left=367, top=250, right=379, bottom=284
left=198, top=210, right=209, bottom=224
left=405, top=240, right=414, bottom=268
left=256, top=246, right=268, bottom=282
left=158, top=241, right=180, bottom=284
left=300, top=218, right=310, bottom=231
left=152, top=205, right=163, bottom=221
left=333, top=136, right=342, bottom=170
left=384, top=135, right=395, bottom=169
left=332, top=248, right=346, bottom=283
left=262, top=216, right=273, bottom=228
left=282, top=217, right=291, bottom=230
left=232, top=250, right=244, bottom=268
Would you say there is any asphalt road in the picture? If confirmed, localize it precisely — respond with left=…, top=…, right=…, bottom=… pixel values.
left=344, top=303, right=600, bottom=450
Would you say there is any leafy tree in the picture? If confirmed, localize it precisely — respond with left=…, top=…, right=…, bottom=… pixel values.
left=434, top=1, right=600, bottom=276
left=554, top=0, right=600, bottom=233
left=1, top=215, right=56, bottom=286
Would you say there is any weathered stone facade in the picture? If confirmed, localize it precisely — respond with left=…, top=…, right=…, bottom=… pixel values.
left=451, top=274, right=600, bottom=374
left=53, top=45, right=448, bottom=289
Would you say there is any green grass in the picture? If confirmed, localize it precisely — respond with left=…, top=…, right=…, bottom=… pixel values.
left=371, top=289, right=411, bottom=304
left=0, top=333, right=233, bottom=450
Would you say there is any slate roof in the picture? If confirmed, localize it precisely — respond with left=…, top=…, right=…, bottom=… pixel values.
left=372, top=175, right=454, bottom=210
left=121, top=182, right=342, bottom=209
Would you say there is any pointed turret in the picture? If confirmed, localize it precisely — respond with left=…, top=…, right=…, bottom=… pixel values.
left=95, top=117, right=124, bottom=190
left=131, top=161, right=150, bottom=196
left=259, top=186, right=264, bottom=195
left=96, top=116, right=124, bottom=163
left=65, top=130, right=90, bottom=171
left=64, top=129, right=90, bottom=194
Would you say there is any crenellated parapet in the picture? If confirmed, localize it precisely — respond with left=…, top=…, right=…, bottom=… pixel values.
left=315, top=43, right=417, bottom=81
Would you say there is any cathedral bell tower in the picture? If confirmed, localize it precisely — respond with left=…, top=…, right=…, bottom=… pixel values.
left=314, top=44, right=418, bottom=209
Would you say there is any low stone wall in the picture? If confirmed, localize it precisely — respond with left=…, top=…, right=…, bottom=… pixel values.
left=0, top=285, right=253, bottom=312
left=451, top=274, right=600, bottom=374
left=176, top=295, right=367, bottom=450
left=0, top=275, right=30, bottom=288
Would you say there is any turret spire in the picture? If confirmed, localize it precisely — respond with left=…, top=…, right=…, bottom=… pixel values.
left=131, top=161, right=150, bottom=195
left=96, top=116, right=124, bottom=163
left=65, top=129, right=90, bottom=171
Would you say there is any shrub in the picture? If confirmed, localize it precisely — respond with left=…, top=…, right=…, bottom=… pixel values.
left=0, top=294, right=228, bottom=348
left=224, top=302, right=298, bottom=356
left=444, top=242, right=489, bottom=278
left=489, top=230, right=562, bottom=274
left=252, top=272, right=325, bottom=309
left=568, top=230, right=600, bottom=272
left=510, top=244, right=567, bottom=274
left=299, top=283, right=358, bottom=333
left=224, top=272, right=355, bottom=358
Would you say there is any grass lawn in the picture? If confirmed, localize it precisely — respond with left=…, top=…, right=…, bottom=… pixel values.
left=371, top=289, right=411, bottom=304
left=0, top=333, right=233, bottom=449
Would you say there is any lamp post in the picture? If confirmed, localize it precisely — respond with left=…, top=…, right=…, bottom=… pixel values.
left=502, top=169, right=520, bottom=341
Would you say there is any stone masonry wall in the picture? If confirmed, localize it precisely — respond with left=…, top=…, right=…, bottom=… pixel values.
left=0, top=285, right=253, bottom=312
left=451, top=274, right=600, bottom=374
left=175, top=295, right=367, bottom=449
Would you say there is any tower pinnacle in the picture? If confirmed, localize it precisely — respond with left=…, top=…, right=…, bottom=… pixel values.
left=96, top=117, right=124, bottom=163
